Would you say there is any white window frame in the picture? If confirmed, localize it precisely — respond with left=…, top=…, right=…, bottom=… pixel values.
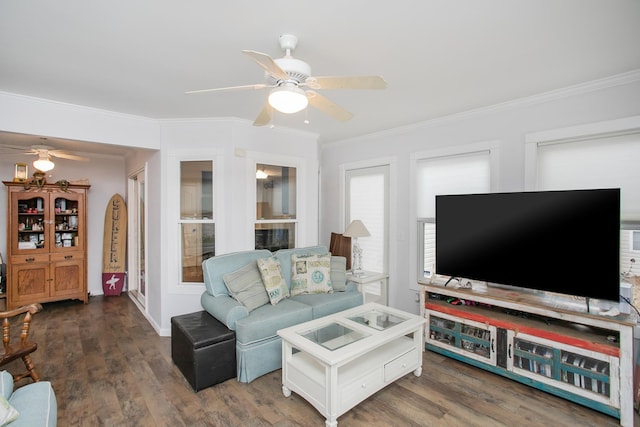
left=339, top=157, right=396, bottom=277
left=410, top=141, right=500, bottom=289
left=245, top=151, right=307, bottom=248
left=166, top=149, right=223, bottom=295
left=345, top=164, right=390, bottom=274
left=525, top=115, right=640, bottom=307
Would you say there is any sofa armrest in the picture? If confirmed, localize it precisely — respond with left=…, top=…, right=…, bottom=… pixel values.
left=200, top=292, right=249, bottom=330
left=345, top=280, right=360, bottom=293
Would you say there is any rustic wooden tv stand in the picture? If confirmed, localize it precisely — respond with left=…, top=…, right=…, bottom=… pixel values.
left=419, top=281, right=636, bottom=426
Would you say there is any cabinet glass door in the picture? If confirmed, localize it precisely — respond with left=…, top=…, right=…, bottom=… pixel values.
left=427, top=310, right=496, bottom=365
left=560, top=351, right=611, bottom=399
left=508, top=331, right=618, bottom=408
left=12, top=192, right=48, bottom=253
left=52, top=192, right=84, bottom=252
left=512, top=337, right=555, bottom=379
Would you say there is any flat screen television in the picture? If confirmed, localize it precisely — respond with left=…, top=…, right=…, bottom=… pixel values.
left=435, top=188, right=621, bottom=302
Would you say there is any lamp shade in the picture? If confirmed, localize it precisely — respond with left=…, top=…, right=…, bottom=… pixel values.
left=343, top=220, right=370, bottom=238
left=33, top=154, right=54, bottom=172
left=268, top=85, right=308, bottom=114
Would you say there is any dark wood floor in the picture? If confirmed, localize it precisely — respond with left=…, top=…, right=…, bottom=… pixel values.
left=4, top=295, right=637, bottom=426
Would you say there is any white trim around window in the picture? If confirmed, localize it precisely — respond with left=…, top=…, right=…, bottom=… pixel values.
left=409, top=140, right=500, bottom=289
left=166, top=148, right=223, bottom=295
left=339, top=156, right=397, bottom=295
left=244, top=150, right=309, bottom=248
left=524, top=115, right=640, bottom=191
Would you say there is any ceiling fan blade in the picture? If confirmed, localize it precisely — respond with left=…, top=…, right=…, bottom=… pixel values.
left=253, top=103, right=273, bottom=127
left=185, top=84, right=271, bottom=94
left=242, top=50, right=290, bottom=81
left=304, top=76, right=387, bottom=90
left=306, top=91, right=353, bottom=122
left=0, top=144, right=32, bottom=152
left=49, top=150, right=89, bottom=161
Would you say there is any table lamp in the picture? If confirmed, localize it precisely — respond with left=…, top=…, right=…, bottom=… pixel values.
left=343, top=220, right=370, bottom=276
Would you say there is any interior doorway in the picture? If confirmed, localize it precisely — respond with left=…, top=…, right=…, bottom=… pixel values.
left=128, top=167, right=147, bottom=307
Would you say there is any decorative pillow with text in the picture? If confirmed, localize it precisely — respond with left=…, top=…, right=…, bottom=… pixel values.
left=256, top=256, right=289, bottom=305
left=291, top=253, right=333, bottom=295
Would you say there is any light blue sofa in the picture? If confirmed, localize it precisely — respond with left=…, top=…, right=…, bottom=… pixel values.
left=0, top=371, right=57, bottom=426
left=201, top=246, right=363, bottom=383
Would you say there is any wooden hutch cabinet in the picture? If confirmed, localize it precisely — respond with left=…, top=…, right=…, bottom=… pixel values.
left=3, top=181, right=90, bottom=309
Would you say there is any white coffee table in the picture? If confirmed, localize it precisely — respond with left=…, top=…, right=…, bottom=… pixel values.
left=277, top=303, right=426, bottom=427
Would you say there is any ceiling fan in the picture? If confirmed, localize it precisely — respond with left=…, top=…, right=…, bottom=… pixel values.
left=0, top=143, right=89, bottom=172
left=186, top=34, right=387, bottom=126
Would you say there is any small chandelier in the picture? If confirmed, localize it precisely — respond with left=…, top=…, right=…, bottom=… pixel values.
left=33, top=153, right=55, bottom=172
left=268, top=84, right=308, bottom=114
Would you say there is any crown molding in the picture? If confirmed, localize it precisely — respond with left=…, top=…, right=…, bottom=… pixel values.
left=324, top=69, right=640, bottom=149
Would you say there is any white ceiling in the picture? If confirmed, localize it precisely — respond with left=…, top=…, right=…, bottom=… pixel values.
left=1, top=1, right=639, bottom=149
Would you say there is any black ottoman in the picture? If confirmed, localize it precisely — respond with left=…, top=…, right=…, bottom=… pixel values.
left=171, top=311, right=236, bottom=391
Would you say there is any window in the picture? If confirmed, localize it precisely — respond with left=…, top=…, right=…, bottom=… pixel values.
left=345, top=165, right=389, bottom=273
left=529, top=125, right=640, bottom=308
left=416, top=151, right=491, bottom=279
left=179, top=161, right=215, bottom=283
left=255, top=163, right=296, bottom=250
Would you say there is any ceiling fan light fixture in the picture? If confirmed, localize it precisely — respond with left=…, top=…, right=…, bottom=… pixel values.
left=268, top=85, right=308, bottom=114
left=256, top=169, right=268, bottom=179
left=33, top=154, right=55, bottom=172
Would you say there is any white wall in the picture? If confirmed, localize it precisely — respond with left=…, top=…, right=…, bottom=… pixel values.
left=2, top=71, right=638, bottom=333
left=0, top=92, right=322, bottom=336
left=157, top=118, right=320, bottom=334
left=320, top=71, right=640, bottom=315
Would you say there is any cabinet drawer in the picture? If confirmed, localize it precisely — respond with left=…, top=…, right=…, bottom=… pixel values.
left=10, top=254, right=49, bottom=264
left=384, top=348, right=418, bottom=382
left=50, top=252, right=84, bottom=262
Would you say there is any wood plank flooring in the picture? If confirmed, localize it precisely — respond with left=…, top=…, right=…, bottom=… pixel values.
left=4, top=295, right=637, bottom=426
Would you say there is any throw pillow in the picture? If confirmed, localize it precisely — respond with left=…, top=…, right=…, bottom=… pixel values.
left=222, top=261, right=270, bottom=312
left=0, top=395, right=18, bottom=426
left=330, top=255, right=347, bottom=291
left=256, top=256, right=289, bottom=305
left=291, top=253, right=333, bottom=295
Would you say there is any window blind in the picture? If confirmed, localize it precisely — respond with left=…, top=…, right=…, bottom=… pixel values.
left=536, top=131, right=640, bottom=290
left=417, top=151, right=491, bottom=218
left=416, top=151, right=491, bottom=276
left=346, top=166, right=388, bottom=273
left=536, top=132, right=640, bottom=221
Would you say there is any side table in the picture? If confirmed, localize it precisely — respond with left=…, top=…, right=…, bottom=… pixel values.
left=348, top=271, right=388, bottom=305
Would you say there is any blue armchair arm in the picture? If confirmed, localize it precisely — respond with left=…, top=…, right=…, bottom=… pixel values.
left=200, top=292, right=249, bottom=330
left=345, top=280, right=359, bottom=293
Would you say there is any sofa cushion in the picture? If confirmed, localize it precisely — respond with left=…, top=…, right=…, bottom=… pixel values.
left=0, top=395, right=18, bottom=426
left=203, top=249, right=272, bottom=297
left=274, top=246, right=329, bottom=290
left=223, top=262, right=270, bottom=312
left=291, top=253, right=333, bottom=295
left=290, top=291, right=364, bottom=319
left=330, top=256, right=347, bottom=291
left=234, top=299, right=312, bottom=345
left=256, top=256, right=289, bottom=305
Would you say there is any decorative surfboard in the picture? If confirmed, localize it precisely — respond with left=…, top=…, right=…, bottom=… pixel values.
left=102, top=193, right=127, bottom=296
